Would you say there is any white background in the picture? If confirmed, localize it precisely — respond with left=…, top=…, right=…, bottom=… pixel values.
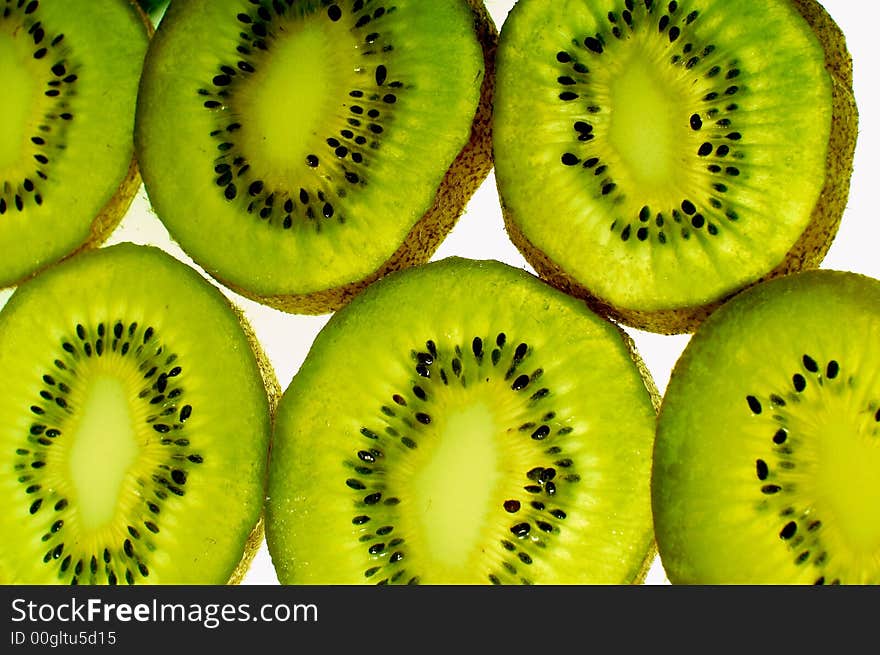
left=1, top=0, right=876, bottom=585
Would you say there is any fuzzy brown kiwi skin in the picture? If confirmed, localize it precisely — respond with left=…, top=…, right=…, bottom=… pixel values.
left=226, top=303, right=282, bottom=585
left=1, top=0, right=152, bottom=292
left=216, top=0, right=498, bottom=316
left=500, top=0, right=858, bottom=336
left=617, top=325, right=662, bottom=584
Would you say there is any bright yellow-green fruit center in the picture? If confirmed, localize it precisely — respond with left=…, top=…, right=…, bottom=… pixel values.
left=66, top=374, right=140, bottom=531
left=235, top=16, right=357, bottom=187
left=411, top=400, right=501, bottom=571
left=593, top=25, right=703, bottom=210
left=606, top=50, right=678, bottom=192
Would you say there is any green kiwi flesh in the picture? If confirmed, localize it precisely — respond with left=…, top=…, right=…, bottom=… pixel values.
left=0, top=243, right=276, bottom=584
left=653, top=270, right=880, bottom=584
left=135, top=0, right=496, bottom=314
left=266, top=257, right=658, bottom=584
left=493, top=0, right=857, bottom=334
left=0, top=0, right=148, bottom=289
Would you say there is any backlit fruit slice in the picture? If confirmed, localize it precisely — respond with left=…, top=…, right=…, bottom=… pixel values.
left=0, top=0, right=149, bottom=289
left=267, top=257, right=659, bottom=584
left=0, top=243, right=276, bottom=584
left=135, top=0, right=496, bottom=314
left=493, top=0, right=857, bottom=334
left=653, top=270, right=880, bottom=584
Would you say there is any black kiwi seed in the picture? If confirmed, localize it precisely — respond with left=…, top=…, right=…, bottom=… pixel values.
left=510, top=523, right=531, bottom=537
left=779, top=521, right=798, bottom=540
left=531, top=425, right=551, bottom=441
left=746, top=395, right=762, bottom=415
left=756, top=459, right=769, bottom=480
left=511, top=375, right=531, bottom=391
left=584, top=36, right=603, bottom=54
left=472, top=337, right=484, bottom=360
left=527, top=467, right=545, bottom=481
left=375, top=65, right=387, bottom=86
left=826, top=360, right=839, bottom=379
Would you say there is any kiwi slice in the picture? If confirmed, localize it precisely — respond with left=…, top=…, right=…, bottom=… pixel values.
left=266, top=257, right=658, bottom=584
left=135, top=0, right=496, bottom=314
left=492, top=0, right=858, bottom=334
left=653, top=269, right=880, bottom=584
left=0, top=0, right=149, bottom=289
left=0, top=243, right=277, bottom=584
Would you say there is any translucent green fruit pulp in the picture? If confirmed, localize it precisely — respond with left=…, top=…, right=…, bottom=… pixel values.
left=0, top=0, right=148, bottom=289
left=136, top=0, right=497, bottom=314
left=267, top=257, right=659, bottom=585
left=0, top=243, right=275, bottom=584
left=493, top=0, right=858, bottom=334
left=654, top=270, right=880, bottom=584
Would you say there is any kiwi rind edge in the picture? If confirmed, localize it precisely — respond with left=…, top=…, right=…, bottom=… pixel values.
left=227, top=516, right=266, bottom=585
left=52, top=157, right=143, bottom=280
left=498, top=0, right=859, bottom=335
left=215, top=0, right=498, bottom=316
left=618, top=325, right=662, bottom=584
left=226, top=303, right=282, bottom=585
